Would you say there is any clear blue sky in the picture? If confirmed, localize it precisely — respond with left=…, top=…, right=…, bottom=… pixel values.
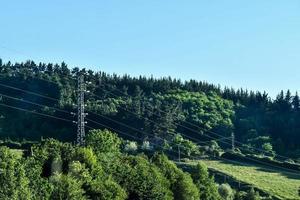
left=1, top=0, right=299, bottom=98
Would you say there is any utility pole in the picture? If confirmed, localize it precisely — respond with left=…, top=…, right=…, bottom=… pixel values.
left=178, top=144, right=181, bottom=162
left=77, top=74, right=86, bottom=146
left=231, top=132, right=235, bottom=151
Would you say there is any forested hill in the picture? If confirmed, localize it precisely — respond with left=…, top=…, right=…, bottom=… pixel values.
left=0, top=59, right=300, bottom=159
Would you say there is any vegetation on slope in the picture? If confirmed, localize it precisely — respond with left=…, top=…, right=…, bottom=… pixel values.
left=0, top=60, right=300, bottom=160
left=0, top=129, right=224, bottom=200
left=188, top=160, right=300, bottom=199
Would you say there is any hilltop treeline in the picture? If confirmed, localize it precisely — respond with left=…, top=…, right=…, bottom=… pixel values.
left=0, top=59, right=300, bottom=159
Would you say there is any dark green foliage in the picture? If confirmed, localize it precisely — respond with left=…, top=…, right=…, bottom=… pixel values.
left=1, top=60, right=299, bottom=160
left=2, top=60, right=300, bottom=158
left=113, top=155, right=173, bottom=200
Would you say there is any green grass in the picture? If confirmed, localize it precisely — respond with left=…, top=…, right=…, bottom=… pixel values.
left=188, top=159, right=300, bottom=199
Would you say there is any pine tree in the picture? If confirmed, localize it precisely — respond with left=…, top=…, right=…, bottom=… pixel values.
left=292, top=92, right=300, bottom=112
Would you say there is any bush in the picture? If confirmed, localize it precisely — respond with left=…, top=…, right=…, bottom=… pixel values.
left=141, top=140, right=153, bottom=151
left=218, top=184, right=235, bottom=200
left=245, top=188, right=261, bottom=200
left=123, top=141, right=138, bottom=153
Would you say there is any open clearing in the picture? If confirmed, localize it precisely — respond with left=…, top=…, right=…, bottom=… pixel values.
left=187, top=159, right=300, bottom=199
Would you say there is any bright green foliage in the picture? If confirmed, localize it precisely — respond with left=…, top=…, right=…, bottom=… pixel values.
left=234, top=191, right=247, bottom=200
left=173, top=172, right=200, bottom=200
left=88, top=177, right=127, bottom=200
left=86, top=129, right=122, bottom=155
left=172, top=134, right=200, bottom=157
left=0, top=131, right=270, bottom=200
left=152, top=154, right=200, bottom=200
left=191, top=162, right=221, bottom=200
left=50, top=174, right=86, bottom=200
left=261, top=143, right=275, bottom=157
left=0, top=147, right=32, bottom=200
left=72, top=147, right=98, bottom=170
left=244, top=188, right=261, bottom=200
left=1, top=60, right=300, bottom=158
left=218, top=184, right=235, bottom=200
left=199, top=160, right=297, bottom=199
left=246, top=136, right=276, bottom=157
left=31, top=138, right=75, bottom=176
left=24, top=157, right=53, bottom=199
left=162, top=90, right=235, bottom=131
left=208, top=140, right=223, bottom=157
left=114, top=155, right=173, bottom=200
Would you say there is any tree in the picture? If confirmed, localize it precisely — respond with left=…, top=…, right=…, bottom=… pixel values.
left=261, top=142, right=275, bottom=157
left=0, top=147, right=32, bottom=200
left=86, top=129, right=122, bottom=155
left=50, top=174, right=86, bottom=200
left=245, top=188, right=261, bottom=200
left=24, top=157, right=53, bottom=200
left=218, top=184, right=235, bottom=200
left=152, top=154, right=200, bottom=200
left=88, top=177, right=127, bottom=200
left=191, top=162, right=220, bottom=200
left=292, top=92, right=300, bottom=112
left=114, top=155, right=173, bottom=200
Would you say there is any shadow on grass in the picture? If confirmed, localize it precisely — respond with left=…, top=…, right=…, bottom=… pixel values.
left=216, top=158, right=300, bottom=181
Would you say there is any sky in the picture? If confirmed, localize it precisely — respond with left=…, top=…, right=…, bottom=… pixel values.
left=0, top=0, right=300, bottom=98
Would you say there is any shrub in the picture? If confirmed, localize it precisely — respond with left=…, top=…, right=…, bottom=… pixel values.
left=124, top=141, right=138, bottom=153
left=218, top=184, right=235, bottom=200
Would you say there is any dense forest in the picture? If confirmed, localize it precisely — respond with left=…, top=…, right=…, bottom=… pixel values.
left=0, top=59, right=300, bottom=161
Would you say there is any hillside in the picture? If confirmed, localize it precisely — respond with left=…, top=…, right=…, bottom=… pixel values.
left=183, top=159, right=300, bottom=199
left=0, top=60, right=300, bottom=160
left=0, top=60, right=300, bottom=199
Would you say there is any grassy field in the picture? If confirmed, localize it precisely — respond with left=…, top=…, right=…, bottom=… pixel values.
left=187, top=159, right=300, bottom=199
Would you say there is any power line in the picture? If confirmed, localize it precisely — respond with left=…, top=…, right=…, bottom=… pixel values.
left=0, top=79, right=299, bottom=175
left=0, top=103, right=73, bottom=123
left=86, top=112, right=300, bottom=175
left=95, top=81, right=292, bottom=160
left=86, top=84, right=300, bottom=171
left=88, top=91, right=218, bottom=143
left=0, top=92, right=72, bottom=115
left=94, top=87, right=251, bottom=149
left=0, top=71, right=294, bottom=161
left=0, top=70, right=273, bottom=157
left=0, top=82, right=59, bottom=102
